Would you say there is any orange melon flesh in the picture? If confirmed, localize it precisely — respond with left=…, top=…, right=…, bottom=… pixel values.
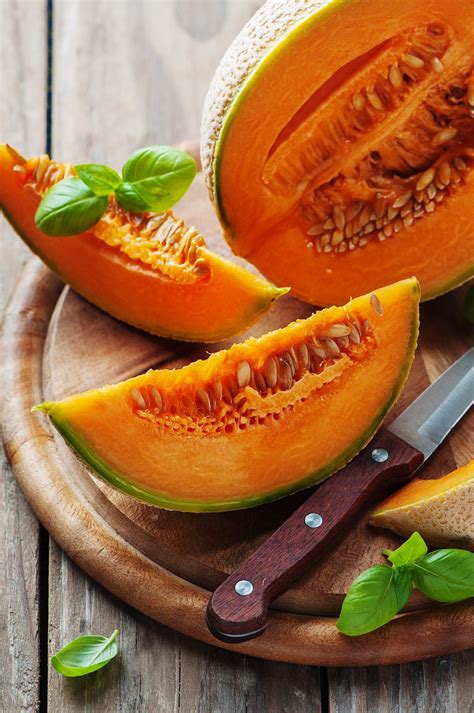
left=0, top=145, right=285, bottom=342
left=36, top=278, right=419, bottom=512
left=370, top=460, right=474, bottom=549
left=205, top=0, right=474, bottom=304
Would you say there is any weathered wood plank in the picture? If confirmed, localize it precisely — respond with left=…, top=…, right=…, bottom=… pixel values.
left=178, top=636, right=320, bottom=713
left=48, top=1, right=321, bottom=711
left=0, top=1, right=47, bottom=711
left=328, top=650, right=474, bottom=712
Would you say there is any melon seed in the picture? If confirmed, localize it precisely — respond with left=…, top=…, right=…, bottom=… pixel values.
left=310, top=342, right=327, bottom=360
left=366, top=90, right=383, bottom=110
left=214, top=380, right=223, bottom=402
left=415, top=168, right=435, bottom=191
left=453, top=157, right=466, bottom=171
left=197, top=387, right=212, bottom=414
left=297, top=343, right=310, bottom=370
left=438, top=161, right=451, bottom=186
left=389, top=65, right=403, bottom=88
left=237, top=361, right=252, bottom=388
left=278, top=359, right=293, bottom=390
left=392, top=192, right=412, bottom=209
left=402, top=53, right=424, bottom=69
left=431, top=57, right=444, bottom=74
left=432, top=127, right=457, bottom=146
left=254, top=372, right=267, bottom=394
left=264, top=356, right=278, bottom=388
left=331, top=230, right=344, bottom=246
left=349, top=325, right=361, bottom=344
left=130, top=388, right=147, bottom=410
left=321, top=337, right=340, bottom=356
left=352, top=93, right=365, bottom=110
left=332, top=205, right=345, bottom=231
left=370, top=294, right=384, bottom=316
left=150, top=387, right=163, bottom=411
left=326, top=323, right=352, bottom=338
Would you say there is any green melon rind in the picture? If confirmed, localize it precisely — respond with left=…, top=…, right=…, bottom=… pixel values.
left=0, top=204, right=286, bottom=343
left=200, top=0, right=344, bottom=214
left=36, top=282, right=419, bottom=512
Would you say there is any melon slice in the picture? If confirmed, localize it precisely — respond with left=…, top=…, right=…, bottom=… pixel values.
left=35, top=278, right=419, bottom=512
left=0, top=144, right=285, bottom=342
left=370, top=460, right=474, bottom=549
left=202, top=0, right=474, bottom=304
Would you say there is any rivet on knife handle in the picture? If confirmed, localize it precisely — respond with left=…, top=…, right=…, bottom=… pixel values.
left=206, top=430, right=423, bottom=643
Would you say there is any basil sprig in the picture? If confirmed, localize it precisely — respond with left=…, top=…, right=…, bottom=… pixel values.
left=337, top=532, right=474, bottom=637
left=34, top=146, right=196, bottom=236
left=51, top=629, right=119, bottom=677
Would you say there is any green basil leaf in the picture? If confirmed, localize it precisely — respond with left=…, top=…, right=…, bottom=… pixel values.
left=35, top=177, right=108, bottom=236
left=386, top=532, right=428, bottom=567
left=121, top=145, right=196, bottom=211
left=75, top=163, right=121, bottom=196
left=464, top=284, right=474, bottom=325
left=115, top=181, right=151, bottom=212
left=413, top=549, right=474, bottom=602
left=51, top=629, right=119, bottom=678
left=336, top=565, right=413, bottom=636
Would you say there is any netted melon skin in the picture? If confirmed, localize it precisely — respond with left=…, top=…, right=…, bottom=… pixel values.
left=200, top=0, right=333, bottom=201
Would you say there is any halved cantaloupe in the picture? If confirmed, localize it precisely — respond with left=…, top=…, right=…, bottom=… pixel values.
left=370, top=459, right=474, bottom=549
left=202, top=0, right=474, bottom=304
left=36, top=278, right=420, bottom=512
left=0, top=145, right=285, bottom=342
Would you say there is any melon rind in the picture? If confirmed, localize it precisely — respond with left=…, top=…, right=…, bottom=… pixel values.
left=201, top=0, right=340, bottom=203
left=37, top=279, right=420, bottom=513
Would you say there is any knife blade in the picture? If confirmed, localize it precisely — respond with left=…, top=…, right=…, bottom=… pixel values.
left=206, top=350, right=473, bottom=643
left=388, top=348, right=473, bottom=461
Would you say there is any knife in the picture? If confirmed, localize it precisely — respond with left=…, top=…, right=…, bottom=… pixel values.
left=207, top=348, right=474, bottom=643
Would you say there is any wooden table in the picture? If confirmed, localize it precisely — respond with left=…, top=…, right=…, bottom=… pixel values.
left=1, top=2, right=472, bottom=710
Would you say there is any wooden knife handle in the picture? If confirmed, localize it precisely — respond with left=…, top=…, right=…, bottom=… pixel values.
left=206, top=430, right=423, bottom=642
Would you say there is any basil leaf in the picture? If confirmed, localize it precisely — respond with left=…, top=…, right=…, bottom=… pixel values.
left=35, top=177, right=108, bottom=236
left=120, top=145, right=196, bottom=211
left=413, top=549, right=474, bottom=602
left=51, top=629, right=119, bottom=678
left=75, top=163, right=121, bottom=196
left=115, top=181, right=151, bottom=212
left=336, top=565, right=413, bottom=636
left=386, top=531, right=428, bottom=567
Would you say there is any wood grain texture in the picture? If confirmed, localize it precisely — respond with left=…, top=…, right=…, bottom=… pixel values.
left=1, top=0, right=473, bottom=710
left=44, top=0, right=323, bottom=709
left=0, top=1, right=47, bottom=711
left=4, top=255, right=473, bottom=668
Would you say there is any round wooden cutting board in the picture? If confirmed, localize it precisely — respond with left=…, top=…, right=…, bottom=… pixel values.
left=2, top=156, right=473, bottom=666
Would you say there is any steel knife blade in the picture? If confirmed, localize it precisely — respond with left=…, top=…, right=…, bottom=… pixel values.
left=388, top=347, right=473, bottom=463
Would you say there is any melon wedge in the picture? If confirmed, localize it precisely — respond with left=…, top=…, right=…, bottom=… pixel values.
left=202, top=0, right=474, bottom=304
left=370, top=460, right=474, bottom=549
left=0, top=144, right=285, bottom=342
left=35, top=278, right=420, bottom=512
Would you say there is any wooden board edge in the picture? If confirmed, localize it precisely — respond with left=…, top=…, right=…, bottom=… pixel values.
left=1, top=258, right=473, bottom=666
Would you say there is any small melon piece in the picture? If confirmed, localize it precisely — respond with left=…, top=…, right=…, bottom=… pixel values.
left=202, top=0, right=474, bottom=304
left=36, top=279, right=419, bottom=512
left=370, top=460, right=474, bottom=549
left=0, top=145, right=285, bottom=342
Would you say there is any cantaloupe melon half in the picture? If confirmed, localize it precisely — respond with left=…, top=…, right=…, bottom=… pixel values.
left=35, top=278, right=420, bottom=512
left=370, top=460, right=474, bottom=549
left=202, top=0, right=474, bottom=305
